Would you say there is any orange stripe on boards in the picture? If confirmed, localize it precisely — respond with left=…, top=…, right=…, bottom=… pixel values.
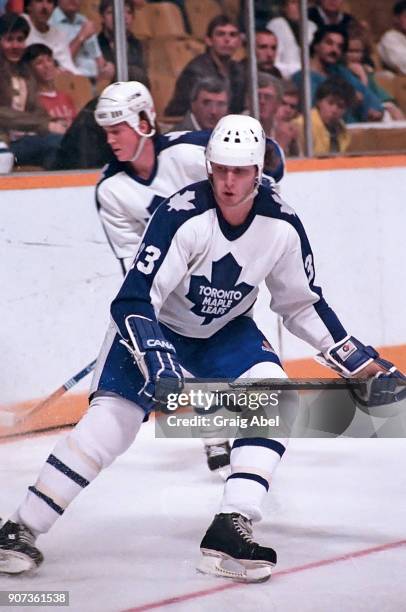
left=1, top=155, right=406, bottom=191
left=286, top=154, right=406, bottom=173
left=0, top=172, right=99, bottom=191
left=1, top=344, right=404, bottom=441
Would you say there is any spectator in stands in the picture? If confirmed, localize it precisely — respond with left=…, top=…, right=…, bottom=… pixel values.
left=294, top=76, right=354, bottom=155
left=276, top=80, right=300, bottom=121
left=292, top=25, right=384, bottom=122
left=171, top=76, right=229, bottom=131
left=266, top=0, right=317, bottom=79
left=254, top=29, right=282, bottom=78
left=22, top=43, right=77, bottom=128
left=97, top=0, right=147, bottom=84
left=255, top=71, right=300, bottom=156
left=24, top=0, right=78, bottom=74
left=378, top=1, right=406, bottom=76
left=308, top=0, right=357, bottom=34
left=256, top=72, right=281, bottom=136
left=0, top=13, right=65, bottom=168
left=275, top=80, right=301, bottom=156
left=345, top=26, right=404, bottom=121
left=50, top=0, right=114, bottom=79
left=165, top=15, right=245, bottom=117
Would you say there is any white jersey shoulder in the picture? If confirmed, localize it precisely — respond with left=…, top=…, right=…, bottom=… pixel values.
left=96, top=131, right=210, bottom=262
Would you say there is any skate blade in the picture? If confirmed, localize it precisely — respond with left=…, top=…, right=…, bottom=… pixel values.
left=0, top=551, right=37, bottom=575
left=197, top=551, right=273, bottom=583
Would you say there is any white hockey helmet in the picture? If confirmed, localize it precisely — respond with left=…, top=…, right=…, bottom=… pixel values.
left=205, top=114, right=266, bottom=181
left=94, top=81, right=156, bottom=137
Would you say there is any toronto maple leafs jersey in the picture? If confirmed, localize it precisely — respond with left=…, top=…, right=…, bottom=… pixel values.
left=110, top=180, right=348, bottom=354
left=96, top=130, right=285, bottom=270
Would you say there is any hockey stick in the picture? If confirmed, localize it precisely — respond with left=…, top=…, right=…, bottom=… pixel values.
left=0, top=359, right=97, bottom=429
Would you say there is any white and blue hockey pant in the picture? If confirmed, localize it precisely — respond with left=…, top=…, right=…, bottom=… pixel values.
left=13, top=316, right=292, bottom=533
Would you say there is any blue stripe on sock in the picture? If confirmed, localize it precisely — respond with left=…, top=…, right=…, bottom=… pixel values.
left=47, top=454, right=89, bottom=488
left=28, top=486, right=64, bottom=515
left=232, top=437, right=286, bottom=457
left=227, top=472, right=269, bottom=491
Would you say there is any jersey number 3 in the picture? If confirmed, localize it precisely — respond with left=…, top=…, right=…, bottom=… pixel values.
left=304, top=254, right=314, bottom=283
left=136, top=245, right=161, bottom=274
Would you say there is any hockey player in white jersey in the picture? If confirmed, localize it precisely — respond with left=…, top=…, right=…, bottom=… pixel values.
left=95, top=81, right=285, bottom=274
left=94, top=80, right=285, bottom=474
left=1, top=114, right=404, bottom=583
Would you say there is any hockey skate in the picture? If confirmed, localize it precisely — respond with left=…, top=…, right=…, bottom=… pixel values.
left=198, top=512, right=276, bottom=583
left=204, top=441, right=231, bottom=479
left=0, top=520, right=43, bottom=574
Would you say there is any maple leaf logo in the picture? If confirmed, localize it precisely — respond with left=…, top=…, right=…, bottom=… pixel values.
left=186, top=253, right=254, bottom=325
left=165, top=130, right=189, bottom=141
left=167, top=190, right=195, bottom=212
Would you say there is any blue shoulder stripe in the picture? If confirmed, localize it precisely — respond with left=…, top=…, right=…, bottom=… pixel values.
left=256, top=185, right=347, bottom=342
left=97, top=158, right=124, bottom=185
left=156, top=130, right=211, bottom=153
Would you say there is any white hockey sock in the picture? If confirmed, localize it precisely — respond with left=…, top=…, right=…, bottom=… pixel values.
left=219, top=437, right=287, bottom=522
left=13, top=395, right=145, bottom=535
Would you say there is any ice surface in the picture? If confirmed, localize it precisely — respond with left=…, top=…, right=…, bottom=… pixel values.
left=1, top=424, right=405, bottom=612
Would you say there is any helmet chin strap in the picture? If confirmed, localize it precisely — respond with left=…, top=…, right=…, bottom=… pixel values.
left=130, top=134, right=147, bottom=163
left=234, top=180, right=260, bottom=207
left=129, top=122, right=156, bottom=163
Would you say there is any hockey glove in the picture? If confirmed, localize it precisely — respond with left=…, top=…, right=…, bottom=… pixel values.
left=120, top=315, right=183, bottom=411
left=315, top=336, right=406, bottom=407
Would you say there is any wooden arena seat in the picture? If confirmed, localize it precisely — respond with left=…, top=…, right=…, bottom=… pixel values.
left=149, top=73, right=176, bottom=117
left=218, top=0, right=240, bottom=22
left=347, top=126, right=406, bottom=154
left=55, top=73, right=94, bottom=112
left=131, top=5, right=153, bottom=39
left=146, top=36, right=204, bottom=77
left=346, top=0, right=393, bottom=41
left=132, top=2, right=187, bottom=39
left=376, top=75, right=406, bottom=114
left=185, top=0, right=222, bottom=40
left=145, top=37, right=204, bottom=115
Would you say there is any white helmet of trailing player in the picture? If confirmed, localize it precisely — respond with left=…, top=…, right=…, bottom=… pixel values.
left=94, top=81, right=156, bottom=138
left=205, top=114, right=265, bottom=183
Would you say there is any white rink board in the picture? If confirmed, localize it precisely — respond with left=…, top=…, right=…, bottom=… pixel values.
left=1, top=186, right=122, bottom=404
left=1, top=164, right=406, bottom=403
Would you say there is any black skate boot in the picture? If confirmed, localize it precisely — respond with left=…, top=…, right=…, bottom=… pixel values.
left=0, top=520, right=43, bottom=574
left=205, top=441, right=231, bottom=475
left=198, top=513, right=276, bottom=583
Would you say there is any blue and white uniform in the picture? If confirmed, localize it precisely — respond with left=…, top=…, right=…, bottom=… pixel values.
left=92, top=180, right=347, bottom=407
left=96, top=131, right=285, bottom=272
left=13, top=179, right=348, bottom=538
